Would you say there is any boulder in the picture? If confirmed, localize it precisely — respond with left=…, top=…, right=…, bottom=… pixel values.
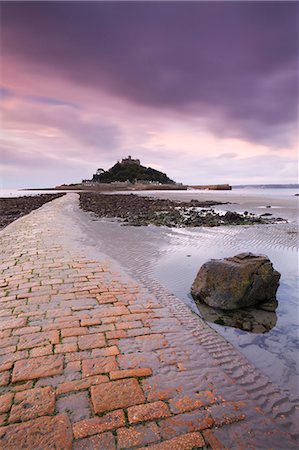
left=191, top=253, right=280, bottom=310
left=224, top=211, right=241, bottom=222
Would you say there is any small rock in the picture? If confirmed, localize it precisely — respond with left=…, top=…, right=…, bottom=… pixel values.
left=191, top=252, right=280, bottom=310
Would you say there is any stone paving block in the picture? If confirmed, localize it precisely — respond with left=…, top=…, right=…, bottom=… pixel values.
left=73, top=410, right=125, bottom=439
left=56, top=391, right=91, bottom=422
left=0, top=346, right=16, bottom=356
left=126, top=327, right=152, bottom=337
left=78, top=333, right=106, bottom=350
left=61, top=327, right=88, bottom=337
left=110, top=367, right=152, bottom=380
left=82, top=356, right=118, bottom=377
left=0, top=393, right=14, bottom=414
left=0, top=371, right=10, bottom=387
left=0, top=337, right=18, bottom=349
left=73, top=432, right=116, bottom=450
left=1, top=317, right=27, bottom=331
left=117, top=423, right=161, bottom=448
left=0, top=330, right=11, bottom=339
left=138, top=431, right=205, bottom=450
left=30, top=345, right=53, bottom=357
left=65, top=360, right=81, bottom=373
left=9, top=387, right=55, bottom=422
left=51, top=319, right=80, bottom=329
left=101, top=316, right=119, bottom=324
left=128, top=401, right=171, bottom=424
left=81, top=317, right=103, bottom=327
left=0, top=413, right=72, bottom=449
left=55, top=343, right=78, bottom=353
left=122, top=312, right=150, bottom=322
left=0, top=415, right=7, bottom=427
left=91, top=378, right=145, bottom=413
left=106, top=330, right=127, bottom=340
left=28, top=295, right=51, bottom=304
left=158, top=409, right=214, bottom=440
left=91, top=345, right=119, bottom=358
left=12, top=355, right=64, bottom=382
left=169, top=391, right=220, bottom=414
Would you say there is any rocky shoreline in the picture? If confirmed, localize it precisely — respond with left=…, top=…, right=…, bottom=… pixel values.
left=0, top=194, right=65, bottom=229
left=79, top=192, right=284, bottom=227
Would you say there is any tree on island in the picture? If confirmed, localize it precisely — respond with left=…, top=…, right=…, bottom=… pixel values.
left=91, top=157, right=175, bottom=184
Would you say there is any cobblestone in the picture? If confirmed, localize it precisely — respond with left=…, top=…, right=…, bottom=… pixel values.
left=12, top=355, right=64, bottom=382
left=91, top=378, right=145, bottom=413
left=117, top=423, right=160, bottom=448
left=9, top=387, right=55, bottom=422
left=0, top=194, right=297, bottom=448
left=128, top=401, right=171, bottom=424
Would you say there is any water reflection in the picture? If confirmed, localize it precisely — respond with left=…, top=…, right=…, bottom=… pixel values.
left=195, top=298, right=278, bottom=333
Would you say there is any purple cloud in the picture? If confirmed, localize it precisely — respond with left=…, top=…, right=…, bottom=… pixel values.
left=2, top=1, right=298, bottom=147
left=3, top=96, right=122, bottom=152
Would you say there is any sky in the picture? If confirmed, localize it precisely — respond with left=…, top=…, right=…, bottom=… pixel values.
left=1, top=1, right=298, bottom=188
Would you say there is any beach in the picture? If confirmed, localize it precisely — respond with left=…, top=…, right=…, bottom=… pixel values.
left=0, top=193, right=298, bottom=448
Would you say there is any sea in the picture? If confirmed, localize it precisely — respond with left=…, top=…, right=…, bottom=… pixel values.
left=1, top=185, right=299, bottom=397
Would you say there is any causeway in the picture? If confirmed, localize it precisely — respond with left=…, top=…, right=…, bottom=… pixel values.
left=0, top=194, right=298, bottom=449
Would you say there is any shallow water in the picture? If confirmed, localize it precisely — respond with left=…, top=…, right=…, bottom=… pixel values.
left=67, top=190, right=298, bottom=397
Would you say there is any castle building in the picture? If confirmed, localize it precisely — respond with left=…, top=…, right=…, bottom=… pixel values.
left=120, top=155, right=140, bottom=166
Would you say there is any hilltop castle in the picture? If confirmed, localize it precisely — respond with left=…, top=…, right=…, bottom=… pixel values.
left=120, top=155, right=140, bottom=166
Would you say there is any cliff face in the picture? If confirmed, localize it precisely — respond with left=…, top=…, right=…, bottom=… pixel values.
left=92, top=162, right=175, bottom=184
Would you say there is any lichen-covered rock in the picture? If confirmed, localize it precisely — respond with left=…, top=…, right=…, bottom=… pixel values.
left=191, top=253, right=280, bottom=310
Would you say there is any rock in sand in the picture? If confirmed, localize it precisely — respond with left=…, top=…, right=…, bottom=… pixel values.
left=191, top=252, right=280, bottom=310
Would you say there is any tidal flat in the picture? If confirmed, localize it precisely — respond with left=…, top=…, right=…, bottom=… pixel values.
left=75, top=188, right=299, bottom=396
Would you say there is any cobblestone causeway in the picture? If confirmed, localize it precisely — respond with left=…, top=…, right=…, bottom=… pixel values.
left=0, top=194, right=298, bottom=449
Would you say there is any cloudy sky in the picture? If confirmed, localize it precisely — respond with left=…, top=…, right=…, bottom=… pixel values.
left=1, top=1, right=298, bottom=188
